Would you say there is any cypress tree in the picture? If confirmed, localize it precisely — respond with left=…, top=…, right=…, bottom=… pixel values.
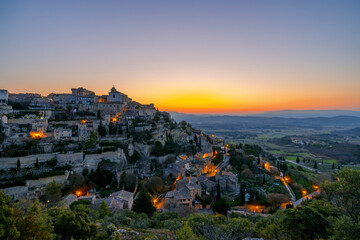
left=216, top=180, right=221, bottom=201
left=98, top=200, right=111, bottom=219
left=132, top=189, right=156, bottom=217
left=17, top=159, right=20, bottom=171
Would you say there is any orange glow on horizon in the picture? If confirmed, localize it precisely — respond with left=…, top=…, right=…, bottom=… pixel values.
left=7, top=84, right=359, bottom=115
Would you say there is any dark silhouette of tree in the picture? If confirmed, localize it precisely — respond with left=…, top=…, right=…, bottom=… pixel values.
left=132, top=189, right=156, bottom=217
left=17, top=159, right=20, bottom=171
left=98, top=121, right=107, bottom=137
left=194, top=135, right=198, bottom=147
left=212, top=197, right=231, bottom=216
left=35, top=158, right=39, bottom=168
left=216, top=180, right=221, bottom=201
left=0, top=122, right=5, bottom=144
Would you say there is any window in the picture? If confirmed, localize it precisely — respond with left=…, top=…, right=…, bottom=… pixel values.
left=113, top=94, right=115, bottom=98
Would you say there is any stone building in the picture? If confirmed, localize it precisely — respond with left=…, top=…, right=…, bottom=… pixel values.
left=54, top=128, right=72, bottom=140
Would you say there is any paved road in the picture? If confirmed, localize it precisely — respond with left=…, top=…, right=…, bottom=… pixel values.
left=217, top=155, right=230, bottom=171
left=293, top=190, right=321, bottom=207
left=285, top=160, right=321, bottom=173
left=275, top=176, right=296, bottom=202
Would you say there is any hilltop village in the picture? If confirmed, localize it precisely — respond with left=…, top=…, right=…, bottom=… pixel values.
left=0, top=87, right=240, bottom=212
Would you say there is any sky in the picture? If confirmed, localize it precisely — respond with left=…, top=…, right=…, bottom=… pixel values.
left=0, top=0, right=359, bottom=114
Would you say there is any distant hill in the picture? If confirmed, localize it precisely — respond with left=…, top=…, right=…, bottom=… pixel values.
left=332, top=127, right=360, bottom=137
left=170, top=113, right=360, bottom=130
left=250, top=110, right=360, bottom=118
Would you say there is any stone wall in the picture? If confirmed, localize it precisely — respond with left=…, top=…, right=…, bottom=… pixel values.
left=0, top=153, right=56, bottom=169
left=26, top=171, right=69, bottom=189
left=0, top=149, right=127, bottom=169
left=1, top=186, right=28, bottom=201
left=57, top=152, right=83, bottom=165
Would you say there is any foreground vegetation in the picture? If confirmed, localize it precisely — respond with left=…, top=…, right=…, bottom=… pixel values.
left=1, top=168, right=359, bottom=240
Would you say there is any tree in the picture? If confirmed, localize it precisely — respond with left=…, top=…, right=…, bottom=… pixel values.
left=0, top=121, right=5, bottom=144
left=296, top=156, right=300, bottom=163
left=132, top=189, right=156, bottom=217
left=151, top=141, right=164, bottom=156
left=0, top=191, right=20, bottom=239
left=129, top=151, right=140, bottom=164
left=145, top=176, right=164, bottom=194
left=322, top=168, right=360, bottom=223
left=126, top=122, right=130, bottom=138
left=216, top=180, right=221, bottom=201
left=109, top=122, right=115, bottom=135
left=16, top=200, right=53, bottom=240
left=176, top=222, right=201, bottom=240
left=281, top=206, right=328, bottom=240
left=97, top=110, right=101, bottom=119
left=332, top=163, right=335, bottom=169
left=67, top=173, right=85, bottom=191
left=314, top=161, right=318, bottom=169
left=35, top=158, right=39, bottom=168
left=241, top=169, right=254, bottom=179
left=98, top=201, right=111, bottom=219
left=43, top=181, right=62, bottom=207
left=85, top=131, right=97, bottom=149
left=268, top=193, right=290, bottom=211
left=123, top=173, right=137, bottom=192
left=49, top=207, right=97, bottom=240
left=212, top=197, right=231, bottom=216
left=17, top=158, right=21, bottom=171
left=98, top=121, right=107, bottom=137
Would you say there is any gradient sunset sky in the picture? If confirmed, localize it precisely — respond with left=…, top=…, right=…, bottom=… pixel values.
left=0, top=0, right=359, bottom=114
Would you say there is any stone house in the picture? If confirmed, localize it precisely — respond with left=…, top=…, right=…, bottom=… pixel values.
left=165, top=187, right=193, bottom=208
left=108, top=190, right=134, bottom=210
